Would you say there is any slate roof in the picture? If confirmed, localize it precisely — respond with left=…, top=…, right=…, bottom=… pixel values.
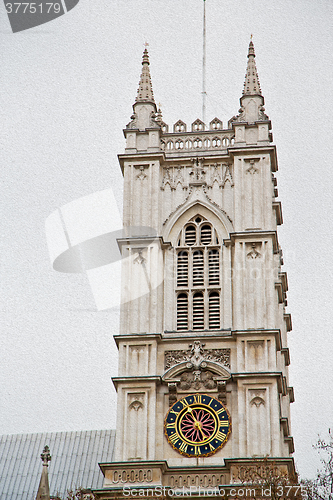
left=0, top=429, right=116, bottom=500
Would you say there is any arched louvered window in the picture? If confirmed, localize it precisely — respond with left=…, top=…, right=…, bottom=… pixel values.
left=200, top=225, right=212, bottom=245
left=192, top=250, right=204, bottom=286
left=177, top=251, right=188, bottom=287
left=208, top=250, right=220, bottom=286
left=209, top=292, right=220, bottom=329
left=193, top=292, right=204, bottom=330
left=177, top=293, right=188, bottom=331
left=176, top=215, right=221, bottom=331
left=185, top=225, right=196, bottom=246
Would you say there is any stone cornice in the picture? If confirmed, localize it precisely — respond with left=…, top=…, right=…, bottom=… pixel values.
left=111, top=376, right=161, bottom=390
left=229, top=145, right=278, bottom=172
left=288, top=386, right=295, bottom=403
left=118, top=152, right=165, bottom=173
left=98, top=460, right=168, bottom=476
left=284, top=313, right=292, bottom=332
left=224, top=230, right=279, bottom=253
left=116, top=235, right=171, bottom=251
left=282, top=347, right=290, bottom=366
left=114, top=329, right=282, bottom=348
left=113, top=333, right=162, bottom=347
left=231, top=329, right=282, bottom=351
left=273, top=201, right=283, bottom=225
left=232, top=371, right=287, bottom=394
left=112, top=371, right=289, bottom=394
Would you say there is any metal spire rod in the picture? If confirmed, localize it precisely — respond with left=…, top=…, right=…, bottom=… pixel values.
left=202, top=0, right=207, bottom=125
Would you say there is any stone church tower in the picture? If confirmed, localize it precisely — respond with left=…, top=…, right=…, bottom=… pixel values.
left=93, top=41, right=295, bottom=497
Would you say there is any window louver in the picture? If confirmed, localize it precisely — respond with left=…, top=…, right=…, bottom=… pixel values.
left=185, top=225, right=196, bottom=246
left=209, top=292, right=220, bottom=329
left=177, top=251, right=188, bottom=287
left=176, top=217, right=221, bottom=332
left=177, top=293, right=188, bottom=331
left=208, top=250, right=220, bottom=286
left=193, top=292, right=204, bottom=330
left=192, top=250, right=204, bottom=286
left=200, top=225, right=212, bottom=245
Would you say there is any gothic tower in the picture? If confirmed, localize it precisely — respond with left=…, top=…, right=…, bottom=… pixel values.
left=93, top=41, right=295, bottom=497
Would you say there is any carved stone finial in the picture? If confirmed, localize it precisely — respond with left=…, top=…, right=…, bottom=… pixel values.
left=41, top=446, right=51, bottom=467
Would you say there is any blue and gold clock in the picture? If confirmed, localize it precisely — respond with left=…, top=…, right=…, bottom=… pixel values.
left=164, top=393, right=231, bottom=457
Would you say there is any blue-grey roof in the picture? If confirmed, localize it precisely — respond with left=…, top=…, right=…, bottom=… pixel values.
left=0, top=429, right=116, bottom=500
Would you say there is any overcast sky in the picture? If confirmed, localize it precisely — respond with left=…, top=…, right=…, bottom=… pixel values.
left=1, top=0, right=332, bottom=481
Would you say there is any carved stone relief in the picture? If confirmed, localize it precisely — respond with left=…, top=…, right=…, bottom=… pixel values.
left=178, top=369, right=217, bottom=391
left=135, top=165, right=149, bottom=181
left=189, top=158, right=206, bottom=185
left=230, top=106, right=246, bottom=123
left=247, top=243, right=261, bottom=260
left=169, top=473, right=226, bottom=488
left=207, top=163, right=222, bottom=188
left=164, top=341, right=231, bottom=370
left=258, top=105, right=269, bottom=121
left=164, top=342, right=231, bottom=406
left=245, top=158, right=260, bottom=175
left=217, top=380, right=227, bottom=405
left=161, top=166, right=186, bottom=191
left=127, top=393, right=145, bottom=460
left=222, top=164, right=234, bottom=187
left=249, top=389, right=266, bottom=404
left=133, top=249, right=146, bottom=265
left=248, top=388, right=268, bottom=456
left=126, top=113, right=138, bottom=129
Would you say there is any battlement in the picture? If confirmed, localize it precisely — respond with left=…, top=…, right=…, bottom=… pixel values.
left=160, top=127, right=235, bottom=154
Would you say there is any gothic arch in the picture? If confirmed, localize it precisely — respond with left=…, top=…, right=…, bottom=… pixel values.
left=162, top=360, right=231, bottom=383
left=163, top=201, right=233, bottom=245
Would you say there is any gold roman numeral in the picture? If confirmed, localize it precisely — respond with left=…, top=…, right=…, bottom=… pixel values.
left=179, top=442, right=188, bottom=453
left=169, top=433, right=179, bottom=444
left=216, top=408, right=226, bottom=415
left=219, top=420, right=229, bottom=427
left=194, top=445, right=199, bottom=455
left=166, top=423, right=176, bottom=429
left=215, top=430, right=227, bottom=441
left=209, top=442, right=216, bottom=451
left=178, top=399, right=187, bottom=408
left=193, top=394, right=202, bottom=404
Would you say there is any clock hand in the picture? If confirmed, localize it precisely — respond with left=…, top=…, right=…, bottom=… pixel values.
left=185, top=408, right=208, bottom=440
left=194, top=420, right=206, bottom=439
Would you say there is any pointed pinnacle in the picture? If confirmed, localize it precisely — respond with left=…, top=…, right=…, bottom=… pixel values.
left=135, top=48, right=155, bottom=104
left=242, top=38, right=262, bottom=96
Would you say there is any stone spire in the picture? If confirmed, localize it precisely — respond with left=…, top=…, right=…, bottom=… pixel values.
left=135, top=47, right=155, bottom=104
left=36, top=446, right=51, bottom=500
left=229, top=38, right=270, bottom=136
left=242, top=37, right=262, bottom=96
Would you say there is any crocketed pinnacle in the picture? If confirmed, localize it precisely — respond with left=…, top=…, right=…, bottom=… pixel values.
left=36, top=446, right=51, bottom=500
left=242, top=39, right=262, bottom=96
left=135, top=48, right=155, bottom=103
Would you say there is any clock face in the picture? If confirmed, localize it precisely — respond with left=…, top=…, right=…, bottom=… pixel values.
left=164, top=393, right=231, bottom=457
